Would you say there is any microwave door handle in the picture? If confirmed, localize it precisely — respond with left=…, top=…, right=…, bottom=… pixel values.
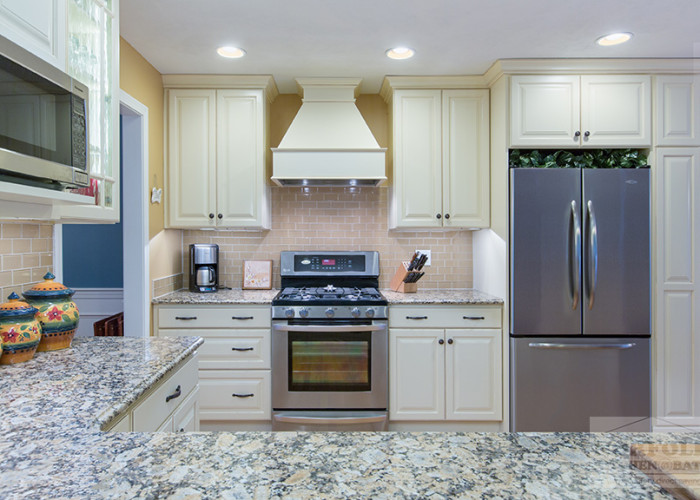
left=273, top=324, right=384, bottom=333
left=273, top=414, right=387, bottom=425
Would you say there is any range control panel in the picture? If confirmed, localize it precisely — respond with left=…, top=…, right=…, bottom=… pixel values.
left=293, top=255, right=365, bottom=272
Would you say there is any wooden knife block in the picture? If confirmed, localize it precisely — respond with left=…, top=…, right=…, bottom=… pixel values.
left=389, top=262, right=418, bottom=293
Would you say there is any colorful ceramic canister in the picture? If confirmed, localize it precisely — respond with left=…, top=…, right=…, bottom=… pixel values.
left=0, top=292, right=41, bottom=364
left=23, top=272, right=79, bottom=351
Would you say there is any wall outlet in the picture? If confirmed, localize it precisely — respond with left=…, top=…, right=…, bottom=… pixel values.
left=415, top=249, right=431, bottom=266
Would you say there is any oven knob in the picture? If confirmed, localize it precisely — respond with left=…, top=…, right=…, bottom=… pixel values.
left=351, top=307, right=361, bottom=318
left=285, top=308, right=295, bottom=319
left=299, top=307, right=310, bottom=318
left=365, top=308, right=376, bottom=318
left=325, top=308, right=335, bottom=318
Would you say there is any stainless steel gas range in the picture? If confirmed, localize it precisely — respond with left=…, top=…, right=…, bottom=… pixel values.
left=271, top=251, right=388, bottom=431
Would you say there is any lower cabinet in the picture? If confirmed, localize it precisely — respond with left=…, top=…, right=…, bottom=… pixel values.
left=107, top=352, right=200, bottom=432
left=389, top=306, right=503, bottom=422
left=155, top=305, right=272, bottom=427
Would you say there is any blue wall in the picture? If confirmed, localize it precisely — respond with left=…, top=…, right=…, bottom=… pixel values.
left=62, top=119, right=123, bottom=288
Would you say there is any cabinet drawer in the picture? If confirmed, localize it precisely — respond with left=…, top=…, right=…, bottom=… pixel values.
left=132, top=354, right=199, bottom=431
left=198, top=370, right=270, bottom=421
left=157, top=306, right=271, bottom=328
left=157, top=329, right=270, bottom=370
left=389, top=305, right=502, bottom=329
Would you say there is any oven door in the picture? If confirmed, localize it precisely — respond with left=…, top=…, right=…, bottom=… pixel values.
left=272, top=322, right=388, bottom=410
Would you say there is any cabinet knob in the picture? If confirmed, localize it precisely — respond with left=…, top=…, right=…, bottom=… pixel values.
left=584, top=131, right=590, bottom=138
left=447, top=338, right=454, bottom=345
left=209, top=213, right=215, bottom=219
left=444, top=213, right=450, bottom=220
left=574, top=131, right=581, bottom=138
left=436, top=213, right=442, bottom=220
left=218, top=213, right=223, bottom=219
left=438, top=339, right=445, bottom=345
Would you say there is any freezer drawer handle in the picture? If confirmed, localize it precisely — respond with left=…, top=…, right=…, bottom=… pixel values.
left=165, top=385, right=182, bottom=403
left=528, top=342, right=636, bottom=350
left=231, top=347, right=254, bottom=352
left=463, top=316, right=485, bottom=320
left=232, top=393, right=255, bottom=398
left=232, top=316, right=255, bottom=320
left=174, top=316, right=197, bottom=321
left=273, top=414, right=387, bottom=425
left=406, top=316, right=428, bottom=320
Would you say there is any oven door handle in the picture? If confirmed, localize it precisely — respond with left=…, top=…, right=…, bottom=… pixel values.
left=272, top=324, right=385, bottom=333
left=273, top=414, right=387, bottom=425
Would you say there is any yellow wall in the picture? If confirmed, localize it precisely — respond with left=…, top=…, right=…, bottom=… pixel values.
left=119, top=37, right=164, bottom=240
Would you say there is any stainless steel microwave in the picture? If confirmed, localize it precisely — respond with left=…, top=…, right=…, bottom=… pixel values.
left=0, top=34, right=89, bottom=189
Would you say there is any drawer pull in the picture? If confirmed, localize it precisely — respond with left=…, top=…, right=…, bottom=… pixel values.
left=175, top=316, right=197, bottom=321
left=231, top=347, right=254, bottom=352
left=165, top=385, right=182, bottom=403
left=463, top=316, right=485, bottom=320
left=406, top=316, right=428, bottom=320
left=232, top=316, right=255, bottom=320
left=232, top=393, right=254, bottom=398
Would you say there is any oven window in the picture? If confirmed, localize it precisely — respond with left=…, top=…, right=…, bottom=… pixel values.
left=288, top=332, right=371, bottom=392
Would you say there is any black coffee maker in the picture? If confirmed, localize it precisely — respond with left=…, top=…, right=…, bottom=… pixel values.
left=189, top=244, right=219, bottom=292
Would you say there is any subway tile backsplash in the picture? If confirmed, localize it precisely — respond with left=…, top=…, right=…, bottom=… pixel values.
left=0, top=222, right=54, bottom=300
left=183, top=187, right=473, bottom=290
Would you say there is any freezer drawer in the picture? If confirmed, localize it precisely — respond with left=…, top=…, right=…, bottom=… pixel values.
left=510, top=337, right=650, bottom=432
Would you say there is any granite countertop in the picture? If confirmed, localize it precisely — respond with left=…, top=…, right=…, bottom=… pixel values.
left=153, top=288, right=503, bottom=305
left=0, top=336, right=694, bottom=498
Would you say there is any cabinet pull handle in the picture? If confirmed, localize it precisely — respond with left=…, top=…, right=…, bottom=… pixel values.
left=438, top=339, right=445, bottom=345
left=175, top=316, right=197, bottom=321
left=232, top=393, right=254, bottom=398
left=406, top=316, right=428, bottom=320
left=165, top=385, right=182, bottom=403
left=447, top=338, right=454, bottom=345
left=436, top=213, right=442, bottom=219
left=232, top=316, right=255, bottom=320
left=231, top=347, right=254, bottom=352
left=463, top=316, right=485, bottom=320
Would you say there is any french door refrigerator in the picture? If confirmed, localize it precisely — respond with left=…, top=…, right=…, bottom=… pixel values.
left=509, top=167, right=651, bottom=432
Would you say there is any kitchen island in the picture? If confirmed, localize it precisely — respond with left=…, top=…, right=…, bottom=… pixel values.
left=1, top=336, right=691, bottom=499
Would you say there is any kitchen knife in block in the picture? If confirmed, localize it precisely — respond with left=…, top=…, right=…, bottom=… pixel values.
left=389, top=262, right=418, bottom=293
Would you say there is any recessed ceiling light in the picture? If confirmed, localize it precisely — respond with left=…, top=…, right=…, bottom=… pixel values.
left=596, top=32, right=633, bottom=46
left=386, top=47, right=415, bottom=60
left=217, top=46, right=246, bottom=58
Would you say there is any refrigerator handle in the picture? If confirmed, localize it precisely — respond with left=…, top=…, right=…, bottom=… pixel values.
left=569, top=200, right=582, bottom=310
left=586, top=200, right=599, bottom=310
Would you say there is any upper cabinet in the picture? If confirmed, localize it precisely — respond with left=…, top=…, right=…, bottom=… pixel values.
left=655, top=75, right=700, bottom=147
left=383, top=80, right=490, bottom=229
left=164, top=77, right=277, bottom=229
left=510, top=75, right=651, bottom=148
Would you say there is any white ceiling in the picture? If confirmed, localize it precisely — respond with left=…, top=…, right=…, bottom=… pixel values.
left=120, top=0, right=700, bottom=94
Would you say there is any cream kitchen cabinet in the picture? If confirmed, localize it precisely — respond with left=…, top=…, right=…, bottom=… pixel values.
left=655, top=75, right=700, bottom=147
left=389, top=305, right=502, bottom=421
left=387, top=87, right=490, bottom=229
left=155, top=304, right=272, bottom=426
left=164, top=76, right=277, bottom=229
left=510, top=75, right=651, bottom=148
left=107, top=352, right=200, bottom=432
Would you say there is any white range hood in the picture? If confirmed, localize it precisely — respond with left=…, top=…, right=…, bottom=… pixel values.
left=271, top=78, right=387, bottom=187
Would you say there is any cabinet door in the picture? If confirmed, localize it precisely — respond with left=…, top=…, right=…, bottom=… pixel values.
left=445, top=329, right=502, bottom=421
left=389, top=329, right=444, bottom=420
left=167, top=89, right=217, bottom=227
left=580, top=75, right=651, bottom=147
left=391, top=89, right=442, bottom=228
left=510, top=75, right=580, bottom=147
left=655, top=75, right=700, bottom=147
left=216, top=89, right=269, bottom=228
left=442, top=89, right=490, bottom=228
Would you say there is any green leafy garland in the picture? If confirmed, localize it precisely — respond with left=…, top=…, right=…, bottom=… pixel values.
left=509, top=149, right=648, bottom=169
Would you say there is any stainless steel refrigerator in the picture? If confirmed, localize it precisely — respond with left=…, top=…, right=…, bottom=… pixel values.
left=509, top=167, right=651, bottom=432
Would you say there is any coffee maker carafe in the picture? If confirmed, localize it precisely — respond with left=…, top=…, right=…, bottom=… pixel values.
left=190, top=244, right=219, bottom=293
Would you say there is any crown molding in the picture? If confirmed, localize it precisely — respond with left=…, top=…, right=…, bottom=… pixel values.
left=162, top=74, right=279, bottom=102
left=380, top=75, right=488, bottom=102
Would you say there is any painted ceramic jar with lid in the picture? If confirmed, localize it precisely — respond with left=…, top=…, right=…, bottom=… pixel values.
left=23, top=272, right=79, bottom=351
left=0, top=292, right=41, bottom=364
